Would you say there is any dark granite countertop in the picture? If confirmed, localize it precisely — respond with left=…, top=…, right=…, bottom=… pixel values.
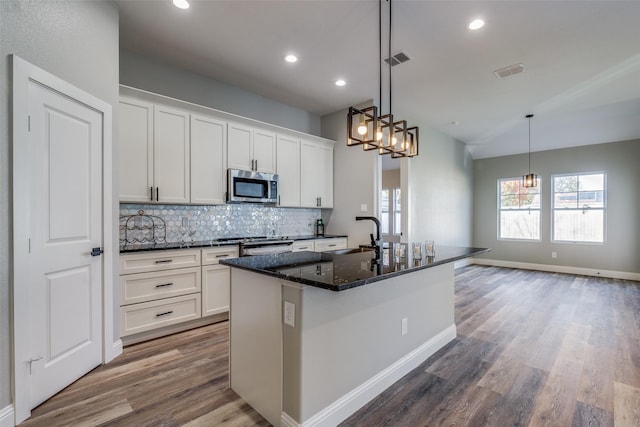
left=221, top=246, right=490, bottom=291
left=119, top=234, right=348, bottom=253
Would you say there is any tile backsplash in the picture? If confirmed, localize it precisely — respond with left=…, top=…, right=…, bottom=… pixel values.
left=120, top=204, right=323, bottom=244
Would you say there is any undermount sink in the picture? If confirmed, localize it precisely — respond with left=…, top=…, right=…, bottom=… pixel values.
left=329, top=247, right=375, bottom=255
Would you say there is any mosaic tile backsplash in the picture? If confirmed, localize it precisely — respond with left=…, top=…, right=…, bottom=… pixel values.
left=120, top=204, right=324, bottom=244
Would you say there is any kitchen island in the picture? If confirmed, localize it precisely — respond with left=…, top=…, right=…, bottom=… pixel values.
left=222, top=246, right=488, bottom=426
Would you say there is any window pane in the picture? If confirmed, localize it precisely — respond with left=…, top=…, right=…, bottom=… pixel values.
left=394, top=212, right=401, bottom=235
left=520, top=191, right=541, bottom=209
left=554, top=176, right=577, bottom=192
left=500, top=195, right=519, bottom=209
left=381, top=212, right=389, bottom=234
left=501, top=180, right=519, bottom=195
left=394, top=188, right=401, bottom=212
left=578, top=174, right=604, bottom=191
left=499, top=210, right=540, bottom=240
left=554, top=210, right=604, bottom=242
left=578, top=191, right=604, bottom=208
left=381, top=189, right=389, bottom=212
left=554, top=192, right=578, bottom=208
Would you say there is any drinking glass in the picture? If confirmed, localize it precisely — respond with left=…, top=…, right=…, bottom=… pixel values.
left=412, top=242, right=423, bottom=258
left=425, top=240, right=435, bottom=257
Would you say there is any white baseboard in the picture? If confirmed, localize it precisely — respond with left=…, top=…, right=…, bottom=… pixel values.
left=112, top=339, right=123, bottom=359
left=282, top=324, right=457, bottom=427
left=472, top=258, right=640, bottom=281
left=454, top=258, right=473, bottom=269
left=0, top=405, right=14, bottom=427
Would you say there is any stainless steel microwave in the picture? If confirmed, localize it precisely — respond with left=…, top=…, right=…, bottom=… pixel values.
left=227, top=169, right=278, bottom=204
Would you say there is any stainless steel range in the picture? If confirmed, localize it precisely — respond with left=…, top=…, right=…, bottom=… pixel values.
left=218, top=236, right=294, bottom=256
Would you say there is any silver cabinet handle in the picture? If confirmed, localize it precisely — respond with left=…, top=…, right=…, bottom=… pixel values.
left=155, top=259, right=173, bottom=264
left=156, top=187, right=159, bottom=201
left=215, top=254, right=230, bottom=258
left=155, top=310, right=174, bottom=317
left=255, top=159, right=258, bottom=170
left=329, top=244, right=337, bottom=247
left=150, top=186, right=154, bottom=201
left=155, top=282, right=174, bottom=288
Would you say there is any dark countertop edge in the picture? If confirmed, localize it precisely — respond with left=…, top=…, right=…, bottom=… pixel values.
left=223, top=247, right=491, bottom=292
left=119, top=234, right=348, bottom=254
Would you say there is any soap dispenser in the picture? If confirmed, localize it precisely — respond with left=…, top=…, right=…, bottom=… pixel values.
left=315, top=219, right=325, bottom=237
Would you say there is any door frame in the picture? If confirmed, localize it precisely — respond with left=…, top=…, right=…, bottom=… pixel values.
left=11, top=55, right=117, bottom=424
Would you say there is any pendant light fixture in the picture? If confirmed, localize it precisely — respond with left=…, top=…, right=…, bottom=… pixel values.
left=347, top=0, right=418, bottom=158
left=522, top=114, right=538, bottom=188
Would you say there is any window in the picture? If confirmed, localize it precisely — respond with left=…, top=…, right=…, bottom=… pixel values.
left=498, top=178, right=541, bottom=240
left=381, top=189, right=390, bottom=234
left=552, top=173, right=605, bottom=243
left=381, top=187, right=401, bottom=235
left=393, top=188, right=401, bottom=235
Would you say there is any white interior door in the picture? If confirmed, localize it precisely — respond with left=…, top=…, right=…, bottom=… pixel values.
left=27, top=79, right=103, bottom=407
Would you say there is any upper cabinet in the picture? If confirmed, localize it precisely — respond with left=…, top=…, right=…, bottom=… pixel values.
left=119, top=87, right=334, bottom=208
left=119, top=97, right=153, bottom=203
left=191, top=114, right=227, bottom=205
left=276, top=135, right=301, bottom=207
left=301, top=140, right=334, bottom=208
left=227, top=122, right=276, bottom=174
left=119, top=98, right=190, bottom=204
left=153, top=105, right=190, bottom=204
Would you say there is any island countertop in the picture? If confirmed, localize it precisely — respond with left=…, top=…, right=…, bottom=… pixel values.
left=221, top=245, right=489, bottom=291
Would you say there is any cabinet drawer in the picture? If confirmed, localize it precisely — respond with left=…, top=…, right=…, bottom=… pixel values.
left=202, top=246, right=239, bottom=265
left=292, top=241, right=315, bottom=252
left=314, top=238, right=348, bottom=252
left=120, top=267, right=201, bottom=305
left=120, top=294, right=201, bottom=337
left=120, top=249, right=201, bottom=274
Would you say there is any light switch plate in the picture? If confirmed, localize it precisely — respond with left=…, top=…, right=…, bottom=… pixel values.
left=284, top=301, right=295, bottom=327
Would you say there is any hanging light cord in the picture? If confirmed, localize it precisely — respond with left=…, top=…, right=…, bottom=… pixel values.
left=528, top=116, right=531, bottom=173
left=388, top=0, right=392, bottom=116
left=379, top=0, right=382, bottom=113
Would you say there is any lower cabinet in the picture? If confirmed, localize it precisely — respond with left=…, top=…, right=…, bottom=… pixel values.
left=119, top=246, right=238, bottom=340
left=314, top=237, right=348, bottom=252
left=202, top=246, right=239, bottom=317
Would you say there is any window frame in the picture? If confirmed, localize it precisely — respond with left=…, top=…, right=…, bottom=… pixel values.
left=381, top=186, right=401, bottom=237
left=497, top=177, right=542, bottom=242
left=551, top=171, right=607, bottom=244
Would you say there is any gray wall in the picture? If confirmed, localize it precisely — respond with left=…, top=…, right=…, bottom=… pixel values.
left=473, top=139, right=640, bottom=273
left=408, top=127, right=474, bottom=247
left=321, top=103, right=380, bottom=247
left=120, top=49, right=322, bottom=136
left=0, top=0, right=119, bottom=410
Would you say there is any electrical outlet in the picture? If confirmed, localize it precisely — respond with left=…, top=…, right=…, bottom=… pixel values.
left=551, top=252, right=557, bottom=259
left=284, top=301, right=295, bottom=327
left=401, top=317, right=408, bottom=336
left=181, top=217, right=189, bottom=227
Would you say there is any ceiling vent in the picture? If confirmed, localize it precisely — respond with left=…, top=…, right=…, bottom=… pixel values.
left=493, top=63, right=526, bottom=79
left=384, top=51, right=411, bottom=67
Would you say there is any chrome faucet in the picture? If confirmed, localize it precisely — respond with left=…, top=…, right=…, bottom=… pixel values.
left=355, top=216, right=383, bottom=259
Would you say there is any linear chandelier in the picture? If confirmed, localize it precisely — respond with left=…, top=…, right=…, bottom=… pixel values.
left=522, top=114, right=538, bottom=188
left=347, top=0, right=418, bottom=158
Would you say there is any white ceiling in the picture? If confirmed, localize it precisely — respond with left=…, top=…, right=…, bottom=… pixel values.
left=116, top=0, right=640, bottom=159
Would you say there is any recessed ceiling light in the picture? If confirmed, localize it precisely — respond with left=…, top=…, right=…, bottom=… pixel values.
left=335, top=79, right=346, bottom=87
left=284, top=54, right=298, bottom=63
left=172, top=0, right=190, bottom=10
left=468, top=19, right=485, bottom=30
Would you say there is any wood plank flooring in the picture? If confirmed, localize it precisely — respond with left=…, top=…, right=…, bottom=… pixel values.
left=20, top=266, right=640, bottom=426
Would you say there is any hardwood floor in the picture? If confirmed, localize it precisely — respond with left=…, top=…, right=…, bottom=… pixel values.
left=20, top=266, right=640, bottom=426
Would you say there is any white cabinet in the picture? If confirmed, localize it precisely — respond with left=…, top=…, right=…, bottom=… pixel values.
left=276, top=135, right=301, bottom=207
left=292, top=240, right=315, bottom=252
left=119, top=249, right=202, bottom=337
left=119, top=97, right=153, bottom=202
left=228, top=122, right=276, bottom=173
left=314, top=237, right=348, bottom=252
left=301, top=140, right=334, bottom=208
left=154, top=105, right=190, bottom=204
left=118, top=98, right=190, bottom=203
left=292, top=238, right=348, bottom=253
left=191, top=114, right=227, bottom=204
left=201, top=246, right=239, bottom=317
